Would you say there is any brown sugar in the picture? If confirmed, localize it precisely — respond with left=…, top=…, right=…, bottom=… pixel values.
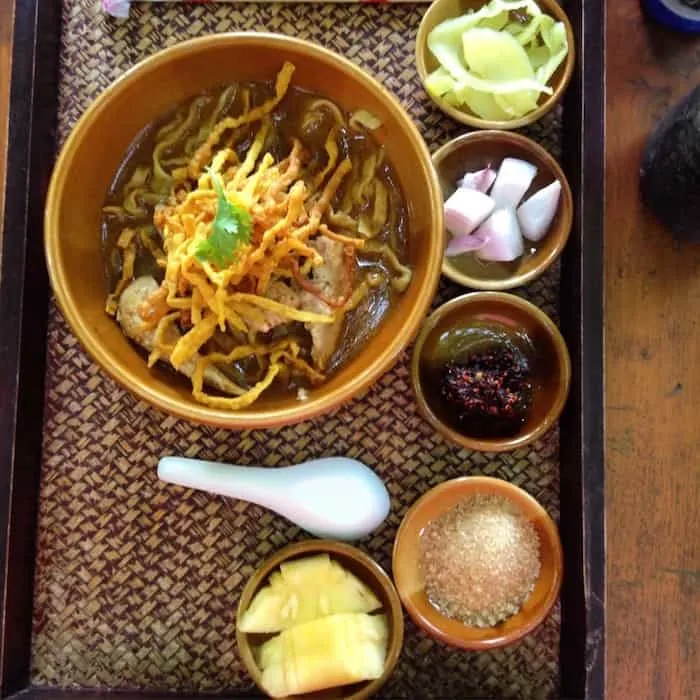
left=419, top=493, right=541, bottom=627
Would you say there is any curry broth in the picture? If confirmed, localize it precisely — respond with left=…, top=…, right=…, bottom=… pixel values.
left=101, top=79, right=410, bottom=398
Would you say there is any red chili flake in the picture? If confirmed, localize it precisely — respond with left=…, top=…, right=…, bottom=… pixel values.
left=440, top=347, right=532, bottom=437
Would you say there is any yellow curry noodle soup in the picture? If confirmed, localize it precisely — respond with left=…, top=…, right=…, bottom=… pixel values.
left=101, top=62, right=412, bottom=410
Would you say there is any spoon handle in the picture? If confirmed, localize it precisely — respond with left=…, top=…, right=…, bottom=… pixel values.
left=158, top=456, right=283, bottom=510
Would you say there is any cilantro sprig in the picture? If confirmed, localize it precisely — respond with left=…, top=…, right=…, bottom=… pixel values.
left=195, top=171, right=252, bottom=268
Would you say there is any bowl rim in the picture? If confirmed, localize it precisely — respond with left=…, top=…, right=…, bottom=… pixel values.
left=391, top=475, right=564, bottom=650
left=235, top=539, right=405, bottom=699
left=410, top=291, right=571, bottom=452
left=415, top=0, right=576, bottom=130
left=44, top=32, right=445, bottom=429
left=432, top=129, right=574, bottom=291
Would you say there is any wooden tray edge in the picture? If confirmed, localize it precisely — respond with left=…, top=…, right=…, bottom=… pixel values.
left=559, top=1, right=606, bottom=698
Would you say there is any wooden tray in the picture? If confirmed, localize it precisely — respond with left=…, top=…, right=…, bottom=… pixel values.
left=0, top=1, right=605, bottom=698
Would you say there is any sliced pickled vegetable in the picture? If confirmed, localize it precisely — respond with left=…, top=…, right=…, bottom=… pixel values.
left=442, top=90, right=464, bottom=109
left=461, top=28, right=534, bottom=81
left=458, top=86, right=513, bottom=121
left=425, top=67, right=456, bottom=97
left=427, top=0, right=541, bottom=84
left=536, top=20, right=568, bottom=85
left=458, top=73, right=549, bottom=97
left=461, top=28, right=540, bottom=117
left=527, top=45, right=552, bottom=71
left=424, top=0, right=569, bottom=121
left=494, top=90, right=539, bottom=119
left=540, top=15, right=562, bottom=53
left=477, top=11, right=510, bottom=32
left=512, top=15, right=544, bottom=46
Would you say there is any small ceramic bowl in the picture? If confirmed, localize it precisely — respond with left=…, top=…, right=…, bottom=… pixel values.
left=236, top=540, right=404, bottom=700
left=392, top=476, right=563, bottom=650
left=410, top=291, right=570, bottom=452
left=433, top=130, right=573, bottom=291
left=416, top=0, right=575, bottom=129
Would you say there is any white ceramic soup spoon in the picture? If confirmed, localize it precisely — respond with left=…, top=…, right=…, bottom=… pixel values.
left=157, top=456, right=391, bottom=541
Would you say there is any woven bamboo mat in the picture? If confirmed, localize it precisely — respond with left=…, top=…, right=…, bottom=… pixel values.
left=31, top=1, right=563, bottom=697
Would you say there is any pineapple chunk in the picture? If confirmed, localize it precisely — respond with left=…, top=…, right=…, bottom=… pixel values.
left=239, top=554, right=382, bottom=633
left=256, top=612, right=388, bottom=698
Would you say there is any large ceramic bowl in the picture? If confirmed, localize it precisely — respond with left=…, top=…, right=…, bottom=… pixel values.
left=45, top=33, right=444, bottom=429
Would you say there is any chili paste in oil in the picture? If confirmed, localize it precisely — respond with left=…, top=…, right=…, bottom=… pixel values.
left=428, top=321, right=535, bottom=438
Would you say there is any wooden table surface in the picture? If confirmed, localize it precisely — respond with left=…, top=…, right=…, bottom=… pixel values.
left=0, top=1, right=699, bottom=698
left=606, top=5, right=700, bottom=699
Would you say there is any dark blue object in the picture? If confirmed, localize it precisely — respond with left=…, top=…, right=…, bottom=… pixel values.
left=642, top=0, right=700, bottom=32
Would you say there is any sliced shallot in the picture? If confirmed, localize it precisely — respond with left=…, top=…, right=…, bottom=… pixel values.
left=445, top=230, right=490, bottom=257
left=489, top=158, right=538, bottom=208
left=517, top=179, right=561, bottom=242
left=457, top=167, right=497, bottom=193
left=444, top=188, right=495, bottom=239
left=474, top=208, right=525, bottom=262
